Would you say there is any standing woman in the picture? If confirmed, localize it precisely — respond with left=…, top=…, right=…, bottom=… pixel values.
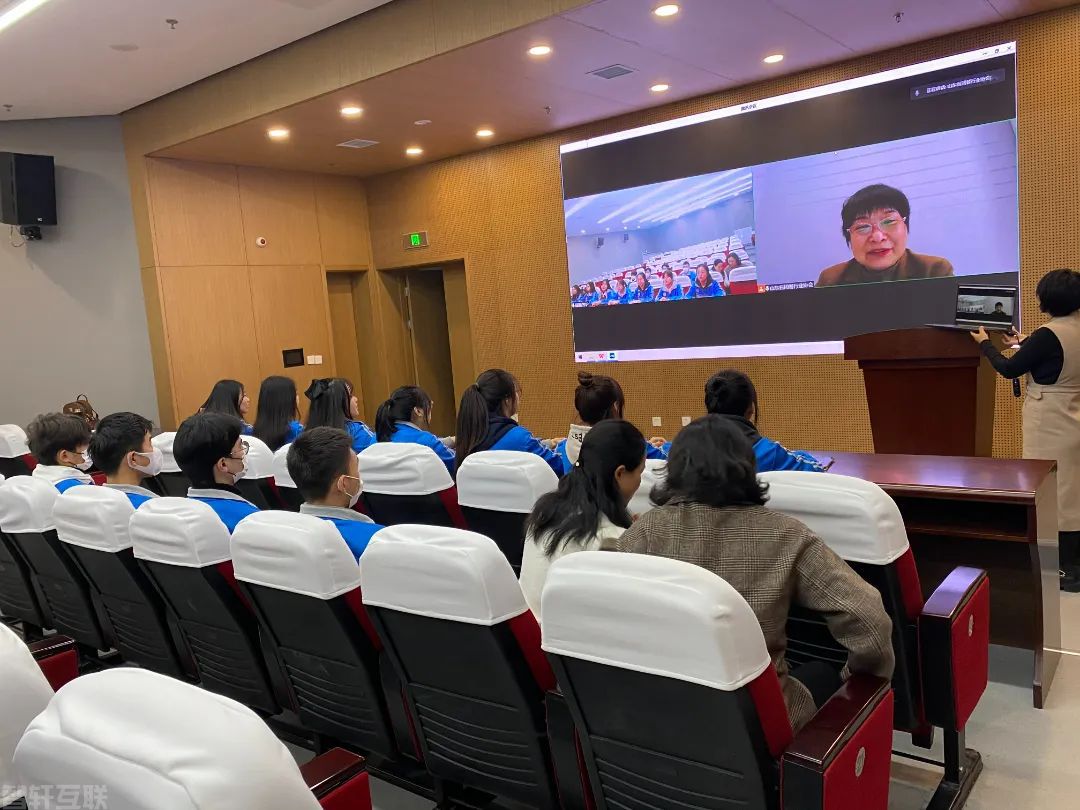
left=200, top=380, right=252, bottom=435
left=305, top=378, right=376, bottom=453
left=972, top=268, right=1080, bottom=591
left=253, top=376, right=304, bottom=451
left=455, top=369, right=563, bottom=476
left=375, top=386, right=455, bottom=475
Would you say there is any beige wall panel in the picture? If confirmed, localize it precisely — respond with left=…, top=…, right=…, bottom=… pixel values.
left=327, top=273, right=366, bottom=407
left=442, top=263, right=477, bottom=405
left=314, top=175, right=372, bottom=267
left=238, top=167, right=322, bottom=266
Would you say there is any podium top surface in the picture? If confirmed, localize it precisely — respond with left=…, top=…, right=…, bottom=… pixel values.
left=816, top=451, right=1056, bottom=503
left=844, top=327, right=986, bottom=362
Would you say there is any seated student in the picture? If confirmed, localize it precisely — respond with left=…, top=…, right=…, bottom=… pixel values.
left=374, top=386, right=455, bottom=475
left=520, top=420, right=645, bottom=618
left=594, top=279, right=618, bottom=306
left=570, top=285, right=582, bottom=306
left=26, top=413, right=94, bottom=492
left=628, top=269, right=655, bottom=303
left=579, top=281, right=599, bottom=306
left=287, top=427, right=384, bottom=561
left=654, top=269, right=684, bottom=301
left=557, top=372, right=668, bottom=475
left=712, top=257, right=731, bottom=292
left=706, top=369, right=827, bottom=472
left=173, top=412, right=259, bottom=533
left=455, top=368, right=563, bottom=476
left=304, top=378, right=375, bottom=453
left=610, top=277, right=630, bottom=304
left=200, top=379, right=253, bottom=435
left=613, top=415, right=894, bottom=732
left=88, top=412, right=161, bottom=507
left=687, top=263, right=725, bottom=298
left=253, top=375, right=303, bottom=451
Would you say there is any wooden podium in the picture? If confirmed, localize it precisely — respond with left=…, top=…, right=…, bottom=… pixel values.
left=845, top=327, right=997, bottom=456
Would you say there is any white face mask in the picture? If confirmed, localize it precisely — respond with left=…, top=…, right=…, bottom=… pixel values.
left=74, top=451, right=93, bottom=472
left=129, top=447, right=164, bottom=477
left=341, top=475, right=363, bottom=509
left=222, top=456, right=247, bottom=485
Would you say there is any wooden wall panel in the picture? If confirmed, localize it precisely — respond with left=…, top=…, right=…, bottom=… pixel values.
left=442, top=263, right=476, bottom=405
left=147, top=159, right=246, bottom=267
left=315, top=175, right=372, bottom=268
left=238, top=167, right=322, bottom=266
left=327, top=273, right=365, bottom=409
left=140, top=265, right=177, bottom=429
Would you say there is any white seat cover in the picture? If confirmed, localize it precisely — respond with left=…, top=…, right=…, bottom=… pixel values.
left=361, top=525, right=528, bottom=625
left=358, top=443, right=453, bottom=495
left=13, top=669, right=321, bottom=810
left=760, top=471, right=909, bottom=565
left=456, top=451, right=558, bottom=513
left=629, top=458, right=667, bottom=518
left=272, top=443, right=296, bottom=488
left=129, top=497, right=231, bottom=567
left=151, top=431, right=180, bottom=474
left=730, top=266, right=758, bottom=282
left=542, top=551, right=770, bottom=691
left=0, top=624, right=54, bottom=806
left=233, top=511, right=360, bottom=599
left=0, top=476, right=59, bottom=533
left=0, top=425, right=29, bottom=459
left=243, top=436, right=274, bottom=480
left=54, top=485, right=136, bottom=553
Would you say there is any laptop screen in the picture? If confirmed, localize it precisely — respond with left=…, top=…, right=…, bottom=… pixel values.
left=956, top=285, right=1017, bottom=328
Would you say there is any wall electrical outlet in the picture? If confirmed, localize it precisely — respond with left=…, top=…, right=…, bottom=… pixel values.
left=313, top=355, right=323, bottom=364
left=651, top=416, right=662, bottom=427
left=306, top=355, right=316, bottom=364
left=682, top=416, right=692, bottom=426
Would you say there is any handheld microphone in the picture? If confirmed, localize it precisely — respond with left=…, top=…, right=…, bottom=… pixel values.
left=1013, top=378, right=1022, bottom=398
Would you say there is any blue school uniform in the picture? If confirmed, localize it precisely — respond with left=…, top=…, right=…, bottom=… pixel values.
left=599, top=290, right=620, bottom=304
left=187, top=487, right=260, bottom=533
left=300, top=503, right=384, bottom=562
left=476, top=416, right=563, bottom=476
left=556, top=428, right=669, bottom=476
left=687, top=280, right=725, bottom=298
left=346, top=420, right=377, bottom=453
left=655, top=284, right=684, bottom=301
left=285, top=420, right=304, bottom=444
left=580, top=291, right=600, bottom=305
left=724, top=416, right=827, bottom=473
left=105, top=483, right=158, bottom=509
left=241, top=421, right=254, bottom=436
left=628, top=284, right=655, bottom=303
left=389, top=422, right=455, bottom=475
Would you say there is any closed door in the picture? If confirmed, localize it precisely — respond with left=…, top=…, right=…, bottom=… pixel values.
left=405, top=270, right=456, bottom=436
left=326, top=273, right=365, bottom=419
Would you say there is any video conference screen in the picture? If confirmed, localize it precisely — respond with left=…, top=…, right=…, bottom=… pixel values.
left=560, top=43, right=1019, bottom=362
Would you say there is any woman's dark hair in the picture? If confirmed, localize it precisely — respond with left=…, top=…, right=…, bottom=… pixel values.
left=571, top=285, right=580, bottom=298
left=305, top=378, right=355, bottom=432
left=200, top=379, right=245, bottom=420
left=653, top=415, right=767, bottom=508
left=662, top=269, right=675, bottom=282
left=455, top=369, right=519, bottom=467
left=526, top=420, right=645, bottom=557
left=635, top=270, right=649, bottom=287
left=704, top=369, right=758, bottom=423
left=840, top=183, right=910, bottom=244
left=584, top=281, right=596, bottom=294
left=694, top=263, right=710, bottom=286
left=726, top=252, right=742, bottom=268
left=375, top=386, right=433, bottom=442
left=575, top=371, right=624, bottom=425
left=253, top=376, right=299, bottom=451
left=598, top=279, right=609, bottom=292
left=1036, top=268, right=1080, bottom=317
left=614, top=277, right=626, bottom=290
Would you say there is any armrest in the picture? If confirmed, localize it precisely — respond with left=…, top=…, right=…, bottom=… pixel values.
left=300, top=748, right=370, bottom=810
left=28, top=635, right=78, bottom=691
left=920, top=566, right=989, bottom=731
left=546, top=689, right=595, bottom=810
left=781, top=676, right=893, bottom=810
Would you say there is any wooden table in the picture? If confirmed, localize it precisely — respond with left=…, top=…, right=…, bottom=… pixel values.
left=819, top=451, right=1060, bottom=708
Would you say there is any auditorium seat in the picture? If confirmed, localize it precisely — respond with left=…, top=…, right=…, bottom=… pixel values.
left=730, top=265, right=759, bottom=295
left=272, top=443, right=304, bottom=511
left=150, top=431, right=190, bottom=496
left=129, top=497, right=281, bottom=714
left=52, top=486, right=191, bottom=678
left=358, top=443, right=466, bottom=528
left=12, top=668, right=371, bottom=810
left=542, top=550, right=895, bottom=810
left=762, top=470, right=989, bottom=807
left=0, top=425, right=34, bottom=478
left=360, top=525, right=568, bottom=809
left=236, top=435, right=275, bottom=509
left=456, top=450, right=559, bottom=572
left=0, top=476, right=111, bottom=653
left=628, top=457, right=667, bottom=518
left=0, top=478, right=50, bottom=637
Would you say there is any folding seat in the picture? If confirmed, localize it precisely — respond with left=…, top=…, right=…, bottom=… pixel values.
left=456, top=450, right=559, bottom=571
left=0, top=478, right=50, bottom=636
left=128, top=497, right=280, bottom=714
left=235, top=435, right=275, bottom=509
left=13, top=668, right=371, bottom=810
left=0, top=425, right=34, bottom=478
left=358, top=443, right=466, bottom=528
left=272, top=442, right=304, bottom=511
left=542, top=550, right=895, bottom=810
left=149, top=431, right=190, bottom=496
left=761, top=471, right=989, bottom=807
left=0, top=477, right=110, bottom=653
left=360, top=525, right=569, bottom=809
left=729, top=264, right=760, bottom=294
left=628, top=457, right=667, bottom=518
left=52, top=486, right=190, bottom=678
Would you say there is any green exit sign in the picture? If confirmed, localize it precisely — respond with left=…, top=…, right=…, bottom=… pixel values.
left=404, top=230, right=429, bottom=250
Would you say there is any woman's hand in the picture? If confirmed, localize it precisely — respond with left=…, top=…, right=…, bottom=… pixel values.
left=969, top=326, right=990, bottom=344
left=1004, top=329, right=1026, bottom=349
left=648, top=436, right=667, bottom=448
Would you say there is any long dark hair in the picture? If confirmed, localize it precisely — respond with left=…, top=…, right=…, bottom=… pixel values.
left=200, top=379, right=244, bottom=420
left=653, top=415, right=767, bottom=508
left=704, top=369, right=759, bottom=424
left=306, top=378, right=355, bottom=431
left=575, top=371, right=624, bottom=425
left=253, top=376, right=299, bottom=451
left=455, top=369, right=518, bottom=467
left=526, top=420, right=645, bottom=557
left=375, top=386, right=433, bottom=442
left=694, top=263, right=711, bottom=288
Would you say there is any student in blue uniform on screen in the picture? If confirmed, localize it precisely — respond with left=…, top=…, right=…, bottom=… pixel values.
left=455, top=368, right=563, bottom=476
left=199, top=379, right=253, bottom=435
left=305, top=378, right=376, bottom=453
left=579, top=281, right=599, bottom=306
left=628, top=269, right=655, bottom=303
left=173, top=412, right=260, bottom=533
left=253, top=375, right=303, bottom=451
left=687, top=263, right=725, bottom=298
left=705, top=369, right=827, bottom=473
left=570, top=285, right=583, bottom=306
left=375, top=385, right=456, bottom=475
left=90, top=412, right=161, bottom=507
left=654, top=269, right=684, bottom=301
left=26, top=413, right=94, bottom=492
left=596, top=279, right=619, bottom=305
left=289, top=427, right=384, bottom=562
left=610, top=277, right=631, bottom=304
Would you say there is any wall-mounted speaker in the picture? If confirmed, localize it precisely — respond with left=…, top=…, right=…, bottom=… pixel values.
left=0, top=152, right=57, bottom=238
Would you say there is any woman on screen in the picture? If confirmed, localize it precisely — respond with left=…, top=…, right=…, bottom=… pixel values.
left=596, top=279, right=618, bottom=305
left=629, top=270, right=655, bottom=303
left=570, top=285, right=582, bottom=306
left=687, top=263, right=725, bottom=299
left=611, top=277, right=630, bottom=304
left=654, top=269, right=684, bottom=301
left=580, top=281, right=599, bottom=305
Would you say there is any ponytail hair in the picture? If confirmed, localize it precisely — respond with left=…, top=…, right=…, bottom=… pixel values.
left=574, top=371, right=624, bottom=425
left=253, top=375, right=299, bottom=451
left=200, top=379, right=245, bottom=420
left=525, top=420, right=645, bottom=557
left=455, top=368, right=519, bottom=468
left=306, top=378, right=354, bottom=431
left=704, top=369, right=759, bottom=424
left=375, top=386, right=433, bottom=442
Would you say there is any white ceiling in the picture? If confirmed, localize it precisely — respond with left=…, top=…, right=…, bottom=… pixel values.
left=0, top=0, right=393, bottom=119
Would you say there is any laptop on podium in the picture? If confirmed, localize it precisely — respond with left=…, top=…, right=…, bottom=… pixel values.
left=928, top=284, right=1018, bottom=332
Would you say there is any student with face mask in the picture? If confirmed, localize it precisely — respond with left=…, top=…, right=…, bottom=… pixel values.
left=26, top=413, right=94, bottom=492
left=88, top=412, right=162, bottom=507
left=173, top=412, right=260, bottom=533
left=374, top=386, right=455, bottom=475
left=288, top=427, right=384, bottom=561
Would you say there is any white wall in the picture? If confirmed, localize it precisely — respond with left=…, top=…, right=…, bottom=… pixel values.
left=0, top=116, right=158, bottom=428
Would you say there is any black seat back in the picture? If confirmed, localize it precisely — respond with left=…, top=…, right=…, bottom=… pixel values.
left=0, top=530, right=50, bottom=630
left=460, top=508, right=527, bottom=570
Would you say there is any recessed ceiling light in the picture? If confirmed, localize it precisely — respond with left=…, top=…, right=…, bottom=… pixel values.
left=0, top=0, right=55, bottom=35
left=653, top=3, right=679, bottom=17
left=340, top=105, right=362, bottom=117
left=405, top=146, right=424, bottom=156
left=267, top=128, right=290, bottom=140
left=476, top=128, right=495, bottom=138
left=414, top=119, right=431, bottom=126
left=650, top=83, right=670, bottom=93
left=528, top=44, right=552, bottom=57
left=763, top=53, right=785, bottom=64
